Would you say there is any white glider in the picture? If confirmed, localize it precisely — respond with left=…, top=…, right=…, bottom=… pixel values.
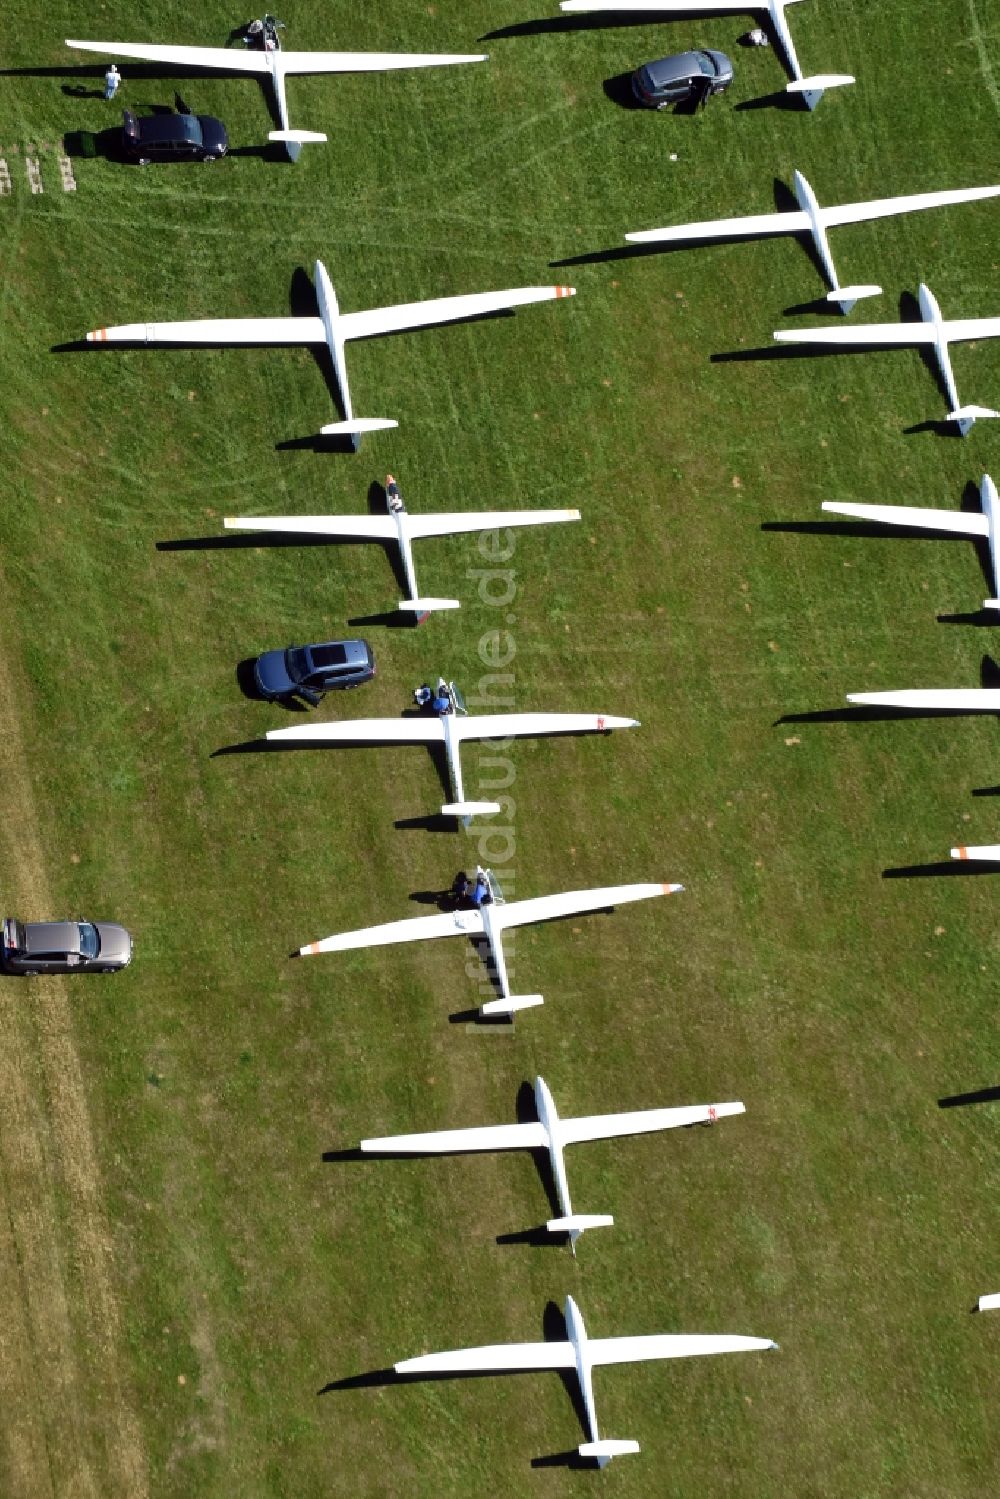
left=267, top=685, right=637, bottom=822
left=362, top=1075, right=744, bottom=1251
left=774, top=283, right=1000, bottom=435
left=298, top=867, right=683, bottom=1016
left=394, top=1293, right=777, bottom=1466
left=847, top=685, right=1000, bottom=713
left=559, top=0, right=853, bottom=109
left=823, top=476, right=1000, bottom=612
left=224, top=482, right=580, bottom=620
left=626, top=173, right=1000, bottom=315
left=979, top=1293, right=1000, bottom=1310
left=66, top=28, right=486, bottom=161
left=84, top=259, right=575, bottom=447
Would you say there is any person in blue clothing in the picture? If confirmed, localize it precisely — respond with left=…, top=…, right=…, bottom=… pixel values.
left=431, top=682, right=452, bottom=714
left=469, top=870, right=491, bottom=907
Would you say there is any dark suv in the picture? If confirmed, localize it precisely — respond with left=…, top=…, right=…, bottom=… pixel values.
left=122, top=109, right=229, bottom=165
left=1, top=917, right=133, bottom=975
left=631, top=50, right=734, bottom=108
left=253, top=638, right=376, bottom=704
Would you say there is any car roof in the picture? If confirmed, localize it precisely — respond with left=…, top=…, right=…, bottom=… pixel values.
left=307, top=639, right=372, bottom=669
left=642, top=52, right=713, bottom=86
left=24, top=921, right=82, bottom=954
left=134, top=114, right=204, bottom=146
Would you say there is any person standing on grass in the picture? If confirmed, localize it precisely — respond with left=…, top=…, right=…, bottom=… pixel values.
left=104, top=64, right=121, bottom=101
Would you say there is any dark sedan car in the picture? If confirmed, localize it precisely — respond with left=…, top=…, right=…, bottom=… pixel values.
left=254, top=638, right=376, bottom=704
left=122, top=109, right=229, bottom=165
left=631, top=50, right=734, bottom=108
left=1, top=917, right=133, bottom=975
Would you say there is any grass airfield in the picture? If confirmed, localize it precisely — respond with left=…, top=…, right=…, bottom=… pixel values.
left=2, top=2, right=1000, bottom=1494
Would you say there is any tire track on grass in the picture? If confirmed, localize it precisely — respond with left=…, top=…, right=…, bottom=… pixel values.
left=965, top=0, right=1000, bottom=113
left=0, top=580, right=148, bottom=1499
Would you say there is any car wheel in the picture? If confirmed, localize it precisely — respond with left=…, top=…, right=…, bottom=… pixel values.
left=137, top=157, right=151, bottom=167
left=656, top=101, right=669, bottom=110
left=202, top=154, right=217, bottom=163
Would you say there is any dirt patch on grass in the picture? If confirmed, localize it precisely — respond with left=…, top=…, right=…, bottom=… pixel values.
left=0, top=577, right=147, bottom=1499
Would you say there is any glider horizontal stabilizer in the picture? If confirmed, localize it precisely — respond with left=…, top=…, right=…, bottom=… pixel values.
left=948, top=405, right=1000, bottom=436
left=440, top=799, right=502, bottom=819
left=319, top=417, right=398, bottom=436
left=827, top=284, right=880, bottom=304
left=480, top=993, right=545, bottom=1015
left=547, top=1213, right=614, bottom=1235
left=785, top=73, right=854, bottom=109
left=268, top=129, right=328, bottom=145
left=579, top=1439, right=641, bottom=1463
left=398, top=597, right=461, bottom=613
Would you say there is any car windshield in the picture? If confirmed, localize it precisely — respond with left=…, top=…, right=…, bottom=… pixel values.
left=286, top=647, right=310, bottom=681
left=77, top=923, right=100, bottom=959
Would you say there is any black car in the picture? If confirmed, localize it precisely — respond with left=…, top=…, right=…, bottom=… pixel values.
left=122, top=109, right=229, bottom=165
left=1, top=916, right=133, bottom=975
left=631, top=50, right=734, bottom=108
left=254, top=638, right=376, bottom=704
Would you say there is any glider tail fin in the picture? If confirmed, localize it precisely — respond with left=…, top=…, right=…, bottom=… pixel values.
left=578, top=1439, right=641, bottom=1468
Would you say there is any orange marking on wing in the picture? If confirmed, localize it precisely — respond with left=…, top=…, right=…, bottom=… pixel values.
left=957, top=847, right=969, bottom=860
